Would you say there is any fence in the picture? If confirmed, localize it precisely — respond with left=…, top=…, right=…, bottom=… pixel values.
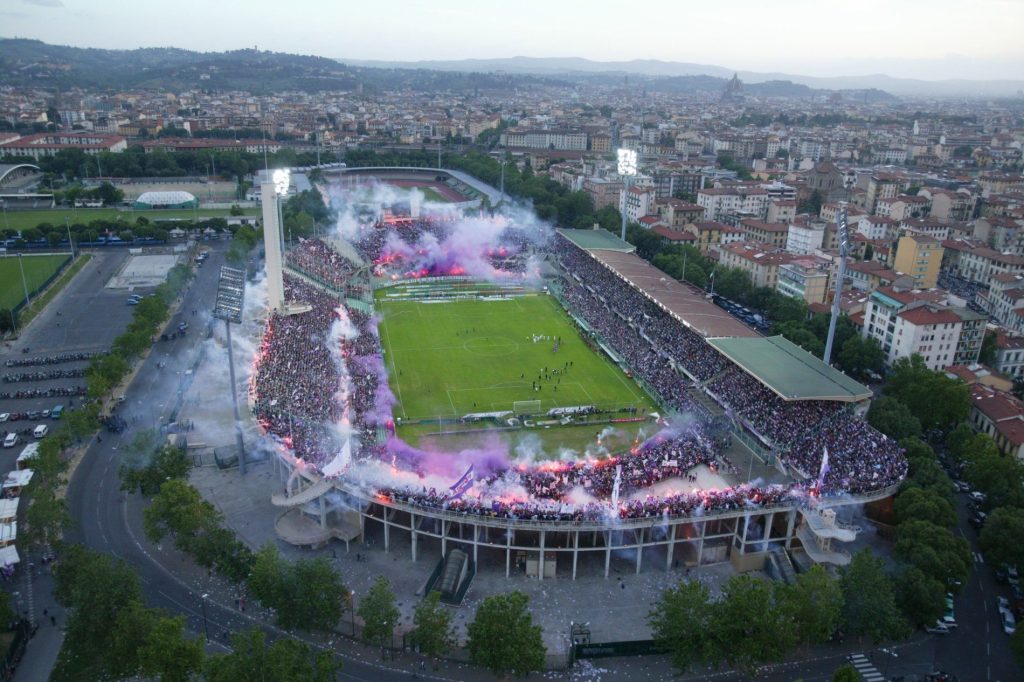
left=2, top=252, right=72, bottom=320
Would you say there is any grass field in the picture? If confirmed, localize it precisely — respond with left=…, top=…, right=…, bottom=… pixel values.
left=0, top=254, right=70, bottom=310
left=1, top=207, right=258, bottom=231
left=377, top=287, right=655, bottom=422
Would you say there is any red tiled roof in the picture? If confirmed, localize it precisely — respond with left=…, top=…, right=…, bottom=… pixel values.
left=897, top=306, right=961, bottom=326
left=652, top=226, right=695, bottom=241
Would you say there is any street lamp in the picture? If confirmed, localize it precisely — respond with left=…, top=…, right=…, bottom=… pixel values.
left=213, top=266, right=247, bottom=474
left=17, top=254, right=30, bottom=309
left=200, top=593, right=210, bottom=643
left=617, top=148, right=637, bottom=242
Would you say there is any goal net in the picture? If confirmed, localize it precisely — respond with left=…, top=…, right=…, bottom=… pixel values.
left=512, top=399, right=542, bottom=416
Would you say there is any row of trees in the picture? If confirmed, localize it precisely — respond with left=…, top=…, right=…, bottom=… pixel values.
left=0, top=146, right=326, bottom=184
left=624, top=224, right=886, bottom=381
left=4, top=216, right=241, bottom=250
left=650, top=558, right=906, bottom=678
left=53, top=544, right=340, bottom=681
left=867, top=355, right=1024, bottom=664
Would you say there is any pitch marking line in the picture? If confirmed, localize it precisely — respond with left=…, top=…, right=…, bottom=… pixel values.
left=377, top=314, right=407, bottom=419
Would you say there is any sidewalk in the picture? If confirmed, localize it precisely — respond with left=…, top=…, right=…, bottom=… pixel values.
left=12, top=556, right=65, bottom=682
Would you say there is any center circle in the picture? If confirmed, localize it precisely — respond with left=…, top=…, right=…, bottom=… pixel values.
left=462, top=337, right=520, bottom=356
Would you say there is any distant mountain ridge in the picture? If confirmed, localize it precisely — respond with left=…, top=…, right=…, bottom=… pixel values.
left=343, top=55, right=1024, bottom=97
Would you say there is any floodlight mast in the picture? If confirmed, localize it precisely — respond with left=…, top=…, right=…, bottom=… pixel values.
left=617, top=148, right=638, bottom=242
left=823, top=201, right=850, bottom=365
left=214, top=266, right=247, bottom=474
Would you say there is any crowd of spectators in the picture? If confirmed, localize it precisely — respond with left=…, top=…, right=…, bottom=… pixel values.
left=251, top=275, right=345, bottom=464
left=286, top=238, right=358, bottom=291
left=707, top=367, right=843, bottom=448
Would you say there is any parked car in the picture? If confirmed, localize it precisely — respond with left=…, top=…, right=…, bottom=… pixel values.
left=3, top=433, right=18, bottom=448
left=1002, top=609, right=1016, bottom=635
left=0, top=413, right=8, bottom=423
left=925, top=621, right=951, bottom=634
left=33, top=424, right=48, bottom=439
left=969, top=491, right=987, bottom=504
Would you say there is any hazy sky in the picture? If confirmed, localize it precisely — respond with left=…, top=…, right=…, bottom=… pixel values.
left=4, top=0, right=1023, bottom=80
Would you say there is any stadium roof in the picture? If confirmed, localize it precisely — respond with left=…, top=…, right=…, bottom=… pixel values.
left=557, top=228, right=635, bottom=252
left=587, top=249, right=758, bottom=338
left=707, top=335, right=872, bottom=402
left=135, top=190, right=196, bottom=205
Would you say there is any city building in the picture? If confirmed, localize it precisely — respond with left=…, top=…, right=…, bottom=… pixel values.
left=0, top=132, right=127, bottom=159
left=893, top=234, right=943, bottom=288
left=863, top=286, right=965, bottom=369
left=968, top=384, right=1024, bottom=460
left=776, top=257, right=831, bottom=305
left=717, top=242, right=795, bottom=288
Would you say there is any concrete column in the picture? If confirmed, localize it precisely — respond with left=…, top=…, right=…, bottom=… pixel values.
left=318, top=494, right=326, bottom=529
left=383, top=508, right=390, bottom=553
left=697, top=522, right=706, bottom=566
left=785, top=509, right=797, bottom=549
left=740, top=514, right=751, bottom=553
left=572, top=531, right=580, bottom=581
left=604, top=531, right=612, bottom=579
left=666, top=523, right=677, bottom=571
left=762, top=512, right=774, bottom=551
left=635, top=528, right=643, bottom=575
left=473, top=525, right=479, bottom=566
left=441, top=520, right=448, bottom=557
left=411, top=512, right=417, bottom=562
left=539, top=530, right=546, bottom=582
left=505, top=531, right=512, bottom=579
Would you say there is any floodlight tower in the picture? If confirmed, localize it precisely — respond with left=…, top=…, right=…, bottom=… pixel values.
left=823, top=201, right=851, bottom=365
left=213, top=266, right=247, bottom=474
left=260, top=169, right=289, bottom=311
left=617, top=148, right=638, bottom=242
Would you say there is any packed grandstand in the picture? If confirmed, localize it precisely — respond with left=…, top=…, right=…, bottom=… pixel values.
left=250, top=207, right=907, bottom=525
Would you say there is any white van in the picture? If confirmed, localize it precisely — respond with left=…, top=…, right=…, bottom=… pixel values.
left=33, top=424, right=48, bottom=439
left=2, top=433, right=17, bottom=449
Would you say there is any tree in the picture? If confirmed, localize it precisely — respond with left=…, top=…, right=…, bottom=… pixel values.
left=121, top=442, right=192, bottom=494
left=205, top=629, right=340, bottom=682
left=979, top=507, right=1024, bottom=570
left=894, top=567, right=946, bottom=628
left=143, top=478, right=220, bottom=546
left=95, top=181, right=124, bottom=206
left=839, top=549, right=907, bottom=642
left=467, top=592, right=546, bottom=679
left=837, top=335, right=886, bottom=382
left=884, top=355, right=969, bottom=433
left=894, top=487, right=957, bottom=528
left=867, top=396, right=922, bottom=441
left=979, top=330, right=998, bottom=365
left=0, top=308, right=17, bottom=334
left=708, top=575, right=794, bottom=678
left=410, top=591, right=456, bottom=663
left=1012, top=627, right=1024, bottom=669
left=248, top=544, right=347, bottom=632
left=358, top=576, right=400, bottom=654
left=778, top=565, right=843, bottom=648
left=649, top=579, right=713, bottom=673
left=832, top=664, right=861, bottom=682
left=23, top=488, right=71, bottom=548
left=894, top=520, right=971, bottom=592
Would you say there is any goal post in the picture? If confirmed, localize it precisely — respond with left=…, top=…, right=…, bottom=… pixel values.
left=512, top=399, right=542, bottom=416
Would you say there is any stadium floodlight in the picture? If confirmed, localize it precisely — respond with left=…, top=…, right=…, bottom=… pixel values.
left=617, top=148, right=638, bottom=242
left=272, top=168, right=290, bottom=196
left=214, top=266, right=248, bottom=474
left=823, top=202, right=850, bottom=366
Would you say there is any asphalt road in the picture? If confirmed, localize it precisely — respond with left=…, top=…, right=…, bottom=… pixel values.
left=55, top=243, right=432, bottom=682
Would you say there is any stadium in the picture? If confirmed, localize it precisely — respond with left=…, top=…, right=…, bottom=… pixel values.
left=251, top=167, right=906, bottom=592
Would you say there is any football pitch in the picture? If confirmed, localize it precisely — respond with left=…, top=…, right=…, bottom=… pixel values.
left=0, top=254, right=70, bottom=310
left=376, top=287, right=655, bottom=421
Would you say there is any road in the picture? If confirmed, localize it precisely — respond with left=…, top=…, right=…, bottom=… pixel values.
left=55, top=243, right=449, bottom=681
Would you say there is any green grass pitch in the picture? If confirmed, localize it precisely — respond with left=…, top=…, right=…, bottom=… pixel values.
left=0, top=254, right=70, bottom=310
left=376, top=289, right=656, bottom=420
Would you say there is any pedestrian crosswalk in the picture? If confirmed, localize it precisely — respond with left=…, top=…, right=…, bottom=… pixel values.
left=848, top=653, right=885, bottom=681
